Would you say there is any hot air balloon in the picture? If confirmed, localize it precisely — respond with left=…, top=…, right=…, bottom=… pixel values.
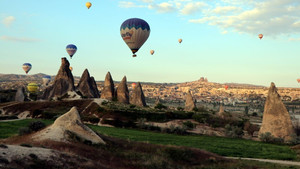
left=225, top=85, right=229, bottom=90
left=86, top=2, right=92, bottom=9
left=297, top=79, right=300, bottom=83
left=258, top=34, right=263, bottom=40
left=42, top=75, right=51, bottom=86
left=66, top=44, right=77, bottom=59
left=69, top=66, right=73, bottom=71
left=132, top=82, right=136, bottom=89
left=120, top=18, right=150, bottom=57
left=22, top=63, right=32, bottom=74
left=150, top=50, right=154, bottom=55
left=178, top=39, right=182, bottom=43
left=27, top=83, right=39, bottom=93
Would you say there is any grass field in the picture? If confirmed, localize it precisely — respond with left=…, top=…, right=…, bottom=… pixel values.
left=0, top=119, right=297, bottom=160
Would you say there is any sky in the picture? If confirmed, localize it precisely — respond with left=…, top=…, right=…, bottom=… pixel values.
left=1, top=0, right=300, bottom=87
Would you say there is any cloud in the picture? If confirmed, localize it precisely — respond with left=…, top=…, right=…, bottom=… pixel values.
left=212, top=6, right=241, bottom=15
left=221, top=30, right=228, bottom=34
left=2, top=16, right=16, bottom=27
left=119, top=1, right=145, bottom=8
left=180, top=2, right=207, bottom=15
left=0, top=36, right=40, bottom=42
left=289, top=37, right=300, bottom=41
left=189, top=0, right=300, bottom=36
left=148, top=2, right=177, bottom=13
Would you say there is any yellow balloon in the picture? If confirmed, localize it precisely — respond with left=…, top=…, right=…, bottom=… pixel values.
left=69, top=66, right=73, bottom=71
left=27, top=83, right=39, bottom=93
left=178, top=39, right=182, bottom=43
left=86, top=2, right=92, bottom=9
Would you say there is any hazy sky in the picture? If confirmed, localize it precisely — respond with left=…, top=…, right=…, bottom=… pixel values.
left=1, top=0, right=300, bottom=87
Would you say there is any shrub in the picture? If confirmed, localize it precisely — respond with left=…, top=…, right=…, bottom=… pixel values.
left=101, top=101, right=109, bottom=105
left=19, top=127, right=31, bottom=136
left=28, top=121, right=46, bottom=132
left=243, top=121, right=259, bottom=137
left=165, top=148, right=193, bottom=162
left=225, top=124, right=244, bottom=138
left=155, top=103, right=167, bottom=110
left=177, top=107, right=184, bottom=111
left=0, top=157, right=9, bottom=164
left=192, top=107, right=199, bottom=112
left=192, top=113, right=210, bottom=123
left=137, top=118, right=147, bottom=129
left=259, top=132, right=274, bottom=143
left=29, top=153, right=38, bottom=159
left=183, top=121, right=195, bottom=129
left=129, top=104, right=136, bottom=108
left=0, top=144, right=8, bottom=148
left=20, top=143, right=32, bottom=147
left=252, top=112, right=258, bottom=116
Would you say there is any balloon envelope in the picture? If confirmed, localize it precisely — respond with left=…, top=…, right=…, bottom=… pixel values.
left=297, top=79, right=300, bottom=83
left=132, top=83, right=136, bottom=89
left=258, top=34, right=263, bottom=39
left=178, top=39, right=182, bottom=43
left=42, top=75, right=51, bottom=86
left=120, top=18, right=150, bottom=57
left=22, top=63, right=32, bottom=74
left=150, top=50, right=154, bottom=55
left=27, top=83, right=39, bottom=93
left=66, top=44, right=77, bottom=58
left=225, top=85, right=229, bottom=90
left=86, top=2, right=92, bottom=9
left=69, top=66, right=73, bottom=71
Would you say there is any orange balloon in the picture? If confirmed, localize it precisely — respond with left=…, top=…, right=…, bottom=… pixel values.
left=258, top=34, right=263, bottom=40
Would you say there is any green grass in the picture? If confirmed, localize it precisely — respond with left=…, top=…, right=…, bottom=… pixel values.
left=0, top=119, right=53, bottom=139
left=89, top=125, right=297, bottom=160
left=0, top=119, right=296, bottom=161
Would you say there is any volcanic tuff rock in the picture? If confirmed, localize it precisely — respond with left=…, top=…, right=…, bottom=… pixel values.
left=15, top=87, right=25, bottom=102
left=185, top=90, right=196, bottom=111
left=100, top=72, right=115, bottom=101
left=32, top=107, right=105, bottom=144
left=259, top=82, right=295, bottom=141
left=130, top=82, right=146, bottom=107
left=76, top=69, right=100, bottom=98
left=217, top=104, right=225, bottom=118
left=42, top=57, right=75, bottom=100
left=116, top=76, right=129, bottom=104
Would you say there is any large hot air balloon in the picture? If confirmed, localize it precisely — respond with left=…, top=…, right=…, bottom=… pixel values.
left=86, top=2, right=92, bottom=9
left=27, top=83, right=39, bottom=93
left=22, top=63, right=32, bottom=74
left=258, top=34, right=263, bottom=40
left=150, top=50, right=154, bottom=55
left=132, top=82, right=136, bottom=89
left=297, top=79, right=300, bottom=83
left=69, top=66, right=73, bottom=71
left=42, top=75, right=51, bottom=86
left=66, top=44, right=77, bottom=59
left=178, top=39, right=182, bottom=43
left=120, top=18, right=150, bottom=57
left=224, top=85, right=229, bottom=90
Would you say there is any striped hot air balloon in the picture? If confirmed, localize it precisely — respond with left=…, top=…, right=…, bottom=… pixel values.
left=42, top=75, right=51, bottom=86
left=27, top=83, right=39, bottom=93
left=120, top=18, right=150, bottom=57
left=22, top=63, right=32, bottom=74
left=66, top=44, right=77, bottom=59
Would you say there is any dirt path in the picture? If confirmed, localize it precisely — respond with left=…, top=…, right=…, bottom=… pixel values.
left=227, top=157, right=300, bottom=167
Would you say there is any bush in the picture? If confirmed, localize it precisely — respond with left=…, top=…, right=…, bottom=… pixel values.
left=192, top=113, right=210, bottom=123
left=243, top=121, right=259, bottom=137
left=129, top=104, right=136, bottom=108
left=252, top=112, right=258, bottom=116
left=20, top=143, right=32, bottom=147
left=183, top=121, right=195, bottom=129
left=259, top=132, right=274, bottom=143
left=225, top=124, right=244, bottom=138
left=259, top=132, right=285, bottom=144
left=192, top=107, right=199, bottom=112
left=177, top=107, right=184, bottom=111
left=19, top=127, right=32, bottom=136
left=101, top=101, right=109, bottom=105
left=137, top=118, right=147, bottom=129
left=155, top=103, right=167, bottom=110
left=28, top=121, right=46, bottom=132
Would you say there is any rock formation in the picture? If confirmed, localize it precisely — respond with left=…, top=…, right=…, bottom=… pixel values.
left=32, top=107, right=105, bottom=144
left=42, top=57, right=75, bottom=100
left=130, top=82, right=146, bottom=107
left=100, top=72, right=115, bottom=101
left=116, top=76, right=129, bottom=104
left=185, top=91, right=196, bottom=111
left=217, top=104, right=225, bottom=118
left=15, top=87, right=25, bottom=102
left=76, top=69, right=100, bottom=98
left=259, top=82, right=295, bottom=141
